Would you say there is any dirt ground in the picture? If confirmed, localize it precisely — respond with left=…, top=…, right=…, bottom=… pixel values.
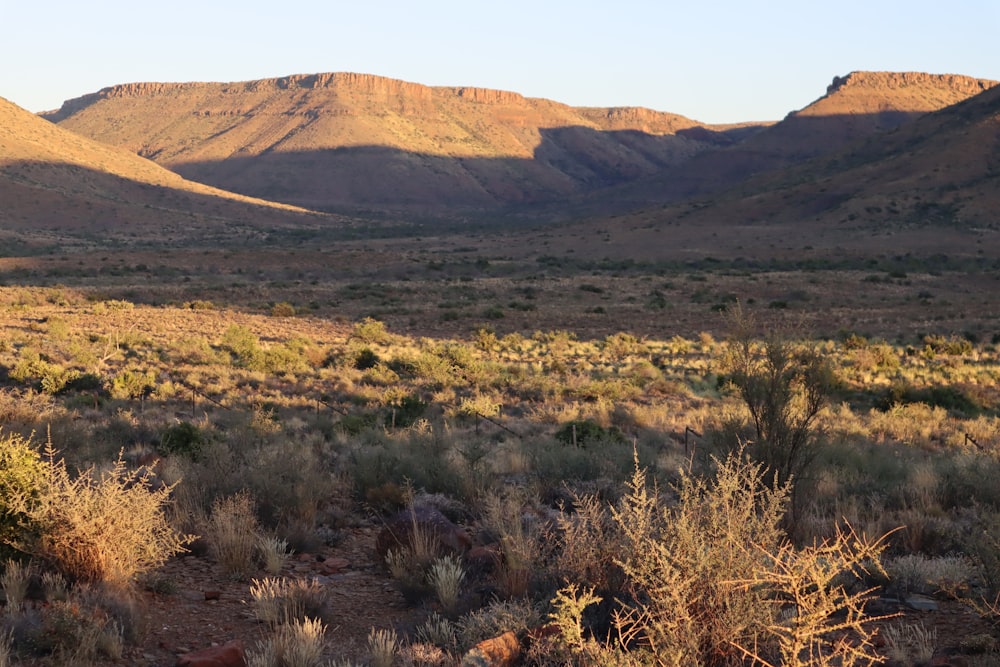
left=122, top=536, right=1000, bottom=667
left=124, top=523, right=418, bottom=666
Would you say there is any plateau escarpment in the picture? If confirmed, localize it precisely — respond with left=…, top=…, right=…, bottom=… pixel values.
left=44, top=72, right=758, bottom=214
left=46, top=71, right=997, bottom=219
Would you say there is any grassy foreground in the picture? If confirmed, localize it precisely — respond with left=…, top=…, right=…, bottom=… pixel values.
left=2, top=286, right=1000, bottom=664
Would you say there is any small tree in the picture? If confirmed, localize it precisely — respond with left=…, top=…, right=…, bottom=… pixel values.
left=721, top=305, right=834, bottom=524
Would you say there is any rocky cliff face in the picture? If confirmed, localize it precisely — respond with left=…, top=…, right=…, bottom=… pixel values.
left=801, top=71, right=999, bottom=118
left=826, top=71, right=997, bottom=97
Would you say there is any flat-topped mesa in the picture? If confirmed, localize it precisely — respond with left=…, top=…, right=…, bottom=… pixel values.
left=47, top=73, right=541, bottom=120
left=827, top=71, right=998, bottom=96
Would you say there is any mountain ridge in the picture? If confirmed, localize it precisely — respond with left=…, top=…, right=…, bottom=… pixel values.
left=44, top=71, right=765, bottom=213
left=46, top=70, right=995, bottom=217
left=610, top=81, right=1000, bottom=248
left=23, top=69, right=1000, bottom=233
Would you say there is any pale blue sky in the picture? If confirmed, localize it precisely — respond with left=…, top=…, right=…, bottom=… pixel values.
left=3, top=0, right=997, bottom=123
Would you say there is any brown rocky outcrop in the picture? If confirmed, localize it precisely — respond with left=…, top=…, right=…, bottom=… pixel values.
left=576, top=106, right=700, bottom=133
left=452, top=87, right=526, bottom=105
left=39, top=69, right=1000, bottom=220
left=827, top=71, right=997, bottom=97
left=460, top=630, right=521, bottom=667
left=375, top=505, right=472, bottom=563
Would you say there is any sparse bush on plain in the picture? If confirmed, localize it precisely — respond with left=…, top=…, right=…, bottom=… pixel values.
left=427, top=554, right=465, bottom=616
left=456, top=598, right=542, bottom=652
left=221, top=324, right=266, bottom=371
left=108, top=366, right=156, bottom=400
left=208, top=491, right=260, bottom=580
left=481, top=491, right=548, bottom=599
left=0, top=440, right=192, bottom=586
left=259, top=536, right=291, bottom=575
left=576, top=449, right=893, bottom=666
left=367, top=627, right=399, bottom=667
left=351, top=317, right=389, bottom=345
left=416, top=611, right=458, bottom=650
left=0, top=560, right=32, bottom=615
left=7, top=288, right=1000, bottom=660
left=247, top=616, right=327, bottom=667
left=882, top=621, right=937, bottom=665
left=250, top=576, right=330, bottom=628
left=271, top=302, right=296, bottom=317
left=0, top=432, right=46, bottom=560
left=158, top=420, right=209, bottom=460
left=554, top=419, right=625, bottom=447
left=722, top=305, right=834, bottom=523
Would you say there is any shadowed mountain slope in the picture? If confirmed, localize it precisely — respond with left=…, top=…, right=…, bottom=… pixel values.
left=46, top=71, right=995, bottom=219
left=590, top=71, right=998, bottom=209
left=44, top=72, right=763, bottom=214
left=0, top=95, right=334, bottom=247
left=605, top=81, right=1000, bottom=256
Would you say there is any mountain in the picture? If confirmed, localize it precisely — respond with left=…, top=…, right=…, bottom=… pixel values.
left=0, top=95, right=330, bottom=247
left=45, top=71, right=995, bottom=220
left=593, top=71, right=998, bottom=208
left=43, top=72, right=762, bottom=214
left=598, top=80, right=1000, bottom=260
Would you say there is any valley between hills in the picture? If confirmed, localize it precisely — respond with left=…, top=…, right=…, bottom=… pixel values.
left=1, top=69, right=1000, bottom=666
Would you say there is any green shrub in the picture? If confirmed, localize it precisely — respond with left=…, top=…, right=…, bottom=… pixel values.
left=263, top=344, right=309, bottom=375
left=350, top=317, right=389, bottom=345
left=220, top=325, right=266, bottom=371
left=61, top=372, right=104, bottom=393
left=270, top=302, right=296, bottom=317
left=0, top=433, right=46, bottom=560
left=353, top=347, right=380, bottom=370
left=338, top=412, right=378, bottom=435
left=922, top=334, right=974, bottom=356
left=385, top=395, right=427, bottom=429
left=109, top=367, right=156, bottom=400
left=878, top=382, right=981, bottom=417
left=554, top=420, right=626, bottom=447
left=348, top=432, right=468, bottom=502
left=159, top=421, right=208, bottom=460
left=10, top=350, right=78, bottom=395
